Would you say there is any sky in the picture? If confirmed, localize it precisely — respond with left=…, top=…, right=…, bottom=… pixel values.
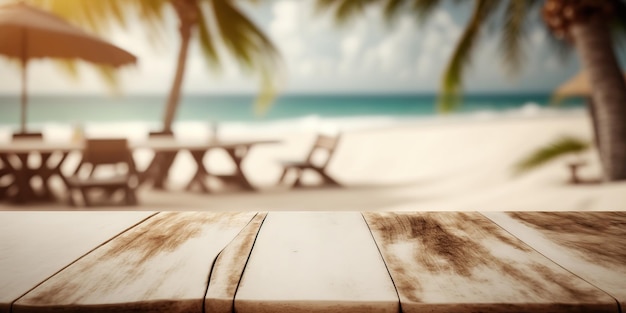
left=0, top=0, right=617, bottom=96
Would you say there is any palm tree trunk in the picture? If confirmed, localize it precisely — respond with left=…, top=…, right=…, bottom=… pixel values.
left=162, top=1, right=195, bottom=133
left=20, top=29, right=28, bottom=134
left=586, top=98, right=600, bottom=152
left=571, top=17, right=626, bottom=181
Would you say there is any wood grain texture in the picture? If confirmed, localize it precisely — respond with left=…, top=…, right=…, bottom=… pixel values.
left=0, top=211, right=155, bottom=313
left=234, top=212, right=399, bottom=313
left=363, top=212, right=618, bottom=313
left=204, top=212, right=267, bottom=313
left=484, top=211, right=626, bottom=308
left=13, top=212, right=257, bottom=313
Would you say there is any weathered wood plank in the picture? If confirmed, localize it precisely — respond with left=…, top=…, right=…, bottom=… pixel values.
left=0, top=211, right=155, bottom=313
left=363, top=212, right=618, bottom=313
left=234, top=212, right=399, bottom=313
left=205, top=212, right=267, bottom=313
left=484, top=211, right=626, bottom=308
left=14, top=212, right=258, bottom=313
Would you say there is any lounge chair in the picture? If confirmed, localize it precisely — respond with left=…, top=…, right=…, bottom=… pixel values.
left=278, top=133, right=342, bottom=188
left=67, top=138, right=138, bottom=206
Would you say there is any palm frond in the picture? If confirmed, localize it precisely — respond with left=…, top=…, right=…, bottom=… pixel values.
left=410, top=0, right=443, bottom=24
left=54, top=60, right=80, bottom=82
left=254, top=71, right=279, bottom=115
left=437, top=0, right=501, bottom=113
left=196, top=4, right=221, bottom=71
left=514, top=136, right=591, bottom=175
left=314, top=0, right=339, bottom=14
left=26, top=0, right=169, bottom=94
left=499, top=0, right=535, bottom=77
left=30, top=0, right=169, bottom=41
left=315, top=0, right=382, bottom=26
left=209, top=0, right=283, bottom=114
left=336, top=0, right=381, bottom=26
left=383, top=0, right=404, bottom=22
left=95, top=65, right=122, bottom=95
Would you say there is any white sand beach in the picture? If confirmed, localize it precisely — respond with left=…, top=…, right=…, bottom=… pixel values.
left=2, top=111, right=625, bottom=211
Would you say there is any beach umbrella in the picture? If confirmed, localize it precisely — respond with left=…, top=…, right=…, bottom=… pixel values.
left=553, top=70, right=626, bottom=102
left=0, top=2, right=137, bottom=133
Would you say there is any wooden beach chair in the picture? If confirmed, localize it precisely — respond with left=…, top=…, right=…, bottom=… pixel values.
left=278, top=133, right=342, bottom=188
left=67, top=138, right=139, bottom=206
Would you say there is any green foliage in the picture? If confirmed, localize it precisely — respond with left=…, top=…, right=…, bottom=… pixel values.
left=410, top=0, right=444, bottom=22
left=316, top=0, right=625, bottom=114
left=315, top=0, right=380, bottom=26
left=26, top=0, right=282, bottom=114
left=500, top=0, right=540, bottom=76
left=514, top=136, right=590, bottom=175
left=207, top=0, right=282, bottom=114
left=438, top=0, right=500, bottom=113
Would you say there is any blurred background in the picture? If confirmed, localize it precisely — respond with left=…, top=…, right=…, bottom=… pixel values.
left=1, top=0, right=625, bottom=210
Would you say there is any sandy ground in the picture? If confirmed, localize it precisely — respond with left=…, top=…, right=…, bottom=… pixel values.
left=2, top=112, right=625, bottom=211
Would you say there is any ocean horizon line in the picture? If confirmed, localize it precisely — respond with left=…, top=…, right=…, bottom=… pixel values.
left=0, top=93, right=586, bottom=126
left=0, top=90, right=566, bottom=98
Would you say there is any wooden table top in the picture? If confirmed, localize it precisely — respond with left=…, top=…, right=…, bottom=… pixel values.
left=1, top=211, right=624, bottom=313
left=484, top=211, right=626, bottom=309
left=13, top=212, right=258, bottom=313
left=0, top=211, right=156, bottom=313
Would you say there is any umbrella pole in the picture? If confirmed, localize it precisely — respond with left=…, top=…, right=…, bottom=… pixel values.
left=20, top=29, right=28, bottom=134
left=21, top=59, right=27, bottom=134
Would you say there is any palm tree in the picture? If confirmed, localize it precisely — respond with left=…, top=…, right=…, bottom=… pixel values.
left=28, top=0, right=281, bottom=134
left=514, top=135, right=591, bottom=184
left=317, top=0, right=626, bottom=182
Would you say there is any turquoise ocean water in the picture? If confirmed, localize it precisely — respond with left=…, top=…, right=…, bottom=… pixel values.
left=0, top=93, right=585, bottom=127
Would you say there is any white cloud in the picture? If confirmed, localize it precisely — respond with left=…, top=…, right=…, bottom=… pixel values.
left=416, top=54, right=432, bottom=78
left=269, top=1, right=301, bottom=38
left=341, top=35, right=362, bottom=61
left=544, top=55, right=560, bottom=71
left=530, top=28, right=545, bottom=47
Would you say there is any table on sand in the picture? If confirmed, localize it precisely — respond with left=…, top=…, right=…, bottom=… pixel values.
left=1, top=211, right=624, bottom=313
left=0, top=138, right=280, bottom=204
left=136, top=138, right=281, bottom=193
left=0, top=140, right=80, bottom=203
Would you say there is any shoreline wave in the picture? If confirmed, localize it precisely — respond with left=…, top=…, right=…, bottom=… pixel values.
left=0, top=103, right=588, bottom=142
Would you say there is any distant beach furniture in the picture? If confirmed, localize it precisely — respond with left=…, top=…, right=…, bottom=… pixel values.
left=549, top=70, right=626, bottom=183
left=0, top=135, right=74, bottom=203
left=278, top=133, right=342, bottom=188
left=552, top=70, right=626, bottom=101
left=0, top=2, right=137, bottom=134
left=139, top=131, right=178, bottom=190
left=0, top=132, right=281, bottom=205
left=183, top=139, right=281, bottom=193
left=2, top=132, right=43, bottom=201
left=140, top=123, right=218, bottom=189
left=138, top=130, right=280, bottom=193
left=0, top=156, right=12, bottom=200
left=67, top=138, right=139, bottom=206
left=11, top=132, right=43, bottom=140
